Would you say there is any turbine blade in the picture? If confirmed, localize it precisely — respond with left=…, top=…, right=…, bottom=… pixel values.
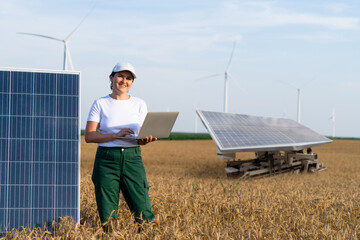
left=194, top=73, right=222, bottom=82
left=225, top=41, right=237, bottom=72
left=277, top=79, right=298, bottom=90
left=65, top=2, right=96, bottom=40
left=227, top=73, right=245, bottom=93
left=301, top=75, right=317, bottom=89
left=17, top=32, right=63, bottom=42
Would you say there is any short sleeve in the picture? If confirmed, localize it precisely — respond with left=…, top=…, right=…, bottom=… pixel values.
left=87, top=100, right=101, bottom=123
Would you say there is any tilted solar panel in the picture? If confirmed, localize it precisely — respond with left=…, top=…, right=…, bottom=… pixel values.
left=197, top=110, right=332, bottom=153
left=0, top=68, right=80, bottom=233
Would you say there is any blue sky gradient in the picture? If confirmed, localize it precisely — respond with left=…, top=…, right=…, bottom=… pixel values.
left=1, top=0, right=359, bottom=137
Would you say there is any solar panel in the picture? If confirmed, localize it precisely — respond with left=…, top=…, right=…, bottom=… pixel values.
left=197, top=110, right=332, bottom=153
left=0, top=68, right=80, bottom=233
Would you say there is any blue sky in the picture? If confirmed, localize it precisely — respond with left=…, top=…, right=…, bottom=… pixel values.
left=1, top=0, right=359, bottom=137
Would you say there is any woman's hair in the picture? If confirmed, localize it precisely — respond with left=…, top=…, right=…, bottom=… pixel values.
left=109, top=71, right=134, bottom=90
left=110, top=71, right=135, bottom=78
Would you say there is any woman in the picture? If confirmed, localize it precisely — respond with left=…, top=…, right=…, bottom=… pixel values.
left=85, top=62, right=156, bottom=230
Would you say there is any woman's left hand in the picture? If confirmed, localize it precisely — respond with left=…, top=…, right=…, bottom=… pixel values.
left=137, top=136, right=157, bottom=145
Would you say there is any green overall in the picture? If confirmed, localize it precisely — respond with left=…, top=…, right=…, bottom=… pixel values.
left=92, top=146, right=155, bottom=224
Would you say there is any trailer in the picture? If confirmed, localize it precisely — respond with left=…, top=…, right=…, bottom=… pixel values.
left=197, top=110, right=331, bottom=178
left=220, top=148, right=326, bottom=178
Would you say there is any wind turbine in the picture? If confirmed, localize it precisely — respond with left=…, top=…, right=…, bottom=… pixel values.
left=194, top=104, right=199, bottom=133
left=296, top=86, right=302, bottom=123
left=195, top=41, right=237, bottom=113
left=278, top=81, right=302, bottom=123
left=17, top=6, right=95, bottom=70
left=329, top=108, right=335, bottom=138
left=278, top=77, right=316, bottom=123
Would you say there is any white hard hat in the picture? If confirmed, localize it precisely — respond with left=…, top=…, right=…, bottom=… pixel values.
left=111, top=62, right=136, bottom=79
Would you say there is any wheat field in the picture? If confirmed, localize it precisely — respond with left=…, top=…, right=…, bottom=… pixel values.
left=3, top=138, right=360, bottom=239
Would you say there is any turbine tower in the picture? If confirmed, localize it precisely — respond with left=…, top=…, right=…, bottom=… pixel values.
left=195, top=41, right=237, bottom=113
left=278, top=77, right=317, bottom=123
left=297, top=87, right=301, bottom=123
left=223, top=41, right=236, bottom=113
left=329, top=108, right=335, bottom=138
left=194, top=104, right=199, bottom=133
left=18, top=6, right=94, bottom=70
left=278, top=80, right=301, bottom=123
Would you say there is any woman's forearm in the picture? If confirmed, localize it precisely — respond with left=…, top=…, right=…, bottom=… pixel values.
left=85, top=131, right=116, bottom=143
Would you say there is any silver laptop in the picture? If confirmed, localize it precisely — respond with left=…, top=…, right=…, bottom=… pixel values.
left=117, top=112, right=179, bottom=140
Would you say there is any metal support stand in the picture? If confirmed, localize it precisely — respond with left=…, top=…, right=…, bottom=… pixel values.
left=224, top=148, right=326, bottom=178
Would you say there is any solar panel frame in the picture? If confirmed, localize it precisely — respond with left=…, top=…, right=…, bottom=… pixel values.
left=197, top=110, right=332, bottom=153
left=0, top=67, right=80, bottom=233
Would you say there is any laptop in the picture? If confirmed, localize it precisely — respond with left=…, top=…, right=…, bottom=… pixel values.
left=116, top=112, right=179, bottom=140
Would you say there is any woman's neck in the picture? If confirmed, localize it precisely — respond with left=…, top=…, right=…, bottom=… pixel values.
left=109, top=92, right=130, bottom=100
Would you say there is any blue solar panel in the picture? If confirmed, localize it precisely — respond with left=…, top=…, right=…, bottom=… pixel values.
left=0, top=68, right=80, bottom=233
left=197, top=110, right=332, bottom=153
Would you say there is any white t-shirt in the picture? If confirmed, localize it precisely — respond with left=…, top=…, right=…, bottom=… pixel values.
left=87, top=95, right=147, bottom=147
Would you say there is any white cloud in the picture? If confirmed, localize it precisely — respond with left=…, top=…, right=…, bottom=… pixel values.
left=219, top=1, right=359, bottom=30
left=324, top=3, right=348, bottom=14
left=284, top=32, right=350, bottom=43
left=73, top=1, right=359, bottom=66
left=345, top=81, right=360, bottom=88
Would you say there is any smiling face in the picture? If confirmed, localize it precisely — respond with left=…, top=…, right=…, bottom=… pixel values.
left=110, top=71, right=134, bottom=95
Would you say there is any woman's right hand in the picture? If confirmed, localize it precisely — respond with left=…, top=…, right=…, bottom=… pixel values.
left=85, top=121, right=135, bottom=143
left=115, top=128, right=135, bottom=138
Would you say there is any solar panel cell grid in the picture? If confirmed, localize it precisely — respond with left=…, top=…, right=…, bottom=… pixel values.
left=198, top=110, right=331, bottom=152
left=0, top=68, right=80, bottom=234
left=34, top=72, right=56, bottom=94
